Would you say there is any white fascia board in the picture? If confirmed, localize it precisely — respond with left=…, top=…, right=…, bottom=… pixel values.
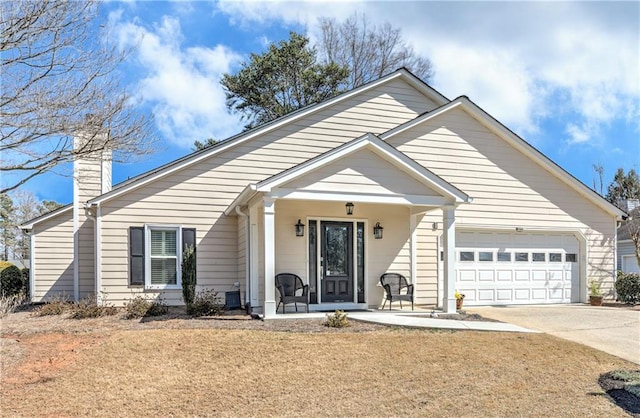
left=89, top=70, right=444, bottom=207
left=269, top=189, right=454, bottom=206
left=382, top=97, right=624, bottom=218
left=20, top=205, right=73, bottom=229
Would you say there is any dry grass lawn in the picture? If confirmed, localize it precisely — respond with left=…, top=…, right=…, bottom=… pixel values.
left=1, top=312, right=636, bottom=418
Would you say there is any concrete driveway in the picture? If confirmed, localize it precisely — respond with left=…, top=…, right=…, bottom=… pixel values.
left=469, top=304, right=640, bottom=365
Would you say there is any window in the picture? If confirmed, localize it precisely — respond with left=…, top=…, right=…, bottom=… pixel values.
left=497, top=252, right=511, bottom=262
left=147, top=226, right=181, bottom=289
left=479, top=251, right=493, bottom=262
left=459, top=251, right=474, bottom=262
left=549, top=253, right=562, bottom=262
left=515, top=252, right=529, bottom=262
left=532, top=252, right=546, bottom=262
left=566, top=253, right=577, bottom=262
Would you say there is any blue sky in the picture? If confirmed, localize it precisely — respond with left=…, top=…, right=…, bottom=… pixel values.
left=12, top=1, right=640, bottom=204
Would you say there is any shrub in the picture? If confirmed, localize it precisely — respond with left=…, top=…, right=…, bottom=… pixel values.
left=324, top=310, right=349, bottom=328
left=69, top=296, right=118, bottom=319
left=182, top=245, right=196, bottom=307
left=34, top=294, right=71, bottom=316
left=124, top=296, right=169, bottom=319
left=188, top=289, right=224, bottom=317
left=0, top=265, right=25, bottom=297
left=21, top=268, right=30, bottom=298
left=0, top=292, right=27, bottom=318
left=0, top=261, right=14, bottom=272
left=615, top=271, right=640, bottom=304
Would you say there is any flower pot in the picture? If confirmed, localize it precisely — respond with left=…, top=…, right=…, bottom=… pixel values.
left=589, top=295, right=603, bottom=306
left=456, top=298, right=464, bottom=310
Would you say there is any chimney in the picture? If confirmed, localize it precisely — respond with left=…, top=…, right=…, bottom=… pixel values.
left=72, top=128, right=111, bottom=301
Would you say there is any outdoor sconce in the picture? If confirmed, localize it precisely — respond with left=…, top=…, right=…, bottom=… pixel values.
left=515, top=227, right=524, bottom=232
left=373, top=222, right=384, bottom=239
left=295, top=219, right=305, bottom=237
left=345, top=202, right=354, bottom=215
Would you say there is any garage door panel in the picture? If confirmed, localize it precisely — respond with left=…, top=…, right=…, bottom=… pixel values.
left=451, top=231, right=579, bottom=306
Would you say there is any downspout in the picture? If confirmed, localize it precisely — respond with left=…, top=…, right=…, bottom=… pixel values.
left=235, top=206, right=250, bottom=310
left=84, top=203, right=102, bottom=306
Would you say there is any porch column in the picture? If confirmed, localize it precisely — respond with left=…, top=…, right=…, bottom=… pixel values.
left=410, top=213, right=418, bottom=290
left=263, top=197, right=277, bottom=318
left=442, top=206, right=457, bottom=313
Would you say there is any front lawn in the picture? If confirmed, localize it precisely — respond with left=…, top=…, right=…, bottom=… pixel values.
left=0, top=312, right=635, bottom=416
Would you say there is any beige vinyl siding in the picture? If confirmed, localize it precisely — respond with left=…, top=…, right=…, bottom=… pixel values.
left=237, top=213, right=247, bottom=303
left=98, top=78, right=437, bottom=306
left=281, top=148, right=441, bottom=197
left=387, top=107, right=617, bottom=300
left=32, top=212, right=74, bottom=302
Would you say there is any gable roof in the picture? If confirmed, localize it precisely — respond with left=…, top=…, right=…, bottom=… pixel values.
left=224, top=133, right=471, bottom=215
left=380, top=96, right=625, bottom=219
left=20, top=204, right=72, bottom=229
left=87, top=68, right=448, bottom=207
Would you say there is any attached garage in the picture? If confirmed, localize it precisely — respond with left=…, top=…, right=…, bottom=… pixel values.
left=440, top=231, right=581, bottom=306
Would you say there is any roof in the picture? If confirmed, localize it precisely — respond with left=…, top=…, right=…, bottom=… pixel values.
left=380, top=96, right=626, bottom=219
left=224, top=133, right=471, bottom=215
left=87, top=68, right=448, bottom=206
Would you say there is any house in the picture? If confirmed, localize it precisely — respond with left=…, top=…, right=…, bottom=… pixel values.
left=20, top=69, right=624, bottom=317
left=617, top=200, right=639, bottom=273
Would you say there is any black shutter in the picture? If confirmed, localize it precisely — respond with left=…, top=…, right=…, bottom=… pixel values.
left=129, top=227, right=144, bottom=285
left=182, top=228, right=196, bottom=256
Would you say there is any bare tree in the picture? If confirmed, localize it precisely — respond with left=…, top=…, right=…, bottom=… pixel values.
left=620, top=207, right=640, bottom=267
left=1, top=0, right=154, bottom=194
left=317, top=13, right=434, bottom=88
left=592, top=163, right=604, bottom=195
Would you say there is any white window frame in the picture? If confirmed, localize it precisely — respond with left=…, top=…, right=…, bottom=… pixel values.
left=145, top=224, right=182, bottom=290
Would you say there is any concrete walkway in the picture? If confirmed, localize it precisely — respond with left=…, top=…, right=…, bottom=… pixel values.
left=270, top=310, right=535, bottom=333
left=469, top=305, right=640, bottom=365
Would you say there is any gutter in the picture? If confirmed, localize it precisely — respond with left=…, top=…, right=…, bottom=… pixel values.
left=235, top=206, right=250, bottom=311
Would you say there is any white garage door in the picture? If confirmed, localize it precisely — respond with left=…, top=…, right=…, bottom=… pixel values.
left=622, top=255, right=640, bottom=273
left=453, top=231, right=580, bottom=306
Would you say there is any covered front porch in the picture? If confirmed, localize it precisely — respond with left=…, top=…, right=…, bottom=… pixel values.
left=225, top=134, right=471, bottom=318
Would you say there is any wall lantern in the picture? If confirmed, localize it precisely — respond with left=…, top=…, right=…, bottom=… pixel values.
left=345, top=202, right=354, bottom=216
left=515, top=227, right=524, bottom=232
left=295, top=219, right=305, bottom=237
left=373, top=222, right=384, bottom=239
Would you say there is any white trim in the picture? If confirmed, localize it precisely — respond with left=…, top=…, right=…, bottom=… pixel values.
left=263, top=198, right=277, bottom=318
left=144, top=224, right=182, bottom=290
left=73, top=160, right=79, bottom=302
left=29, top=232, right=35, bottom=303
left=269, top=189, right=454, bottom=206
left=442, top=206, right=456, bottom=313
left=380, top=97, right=624, bottom=218
left=255, top=134, right=470, bottom=203
left=89, top=70, right=449, bottom=207
left=410, top=213, right=418, bottom=294
left=19, top=205, right=72, bottom=229
left=249, top=204, right=260, bottom=308
left=95, top=205, right=102, bottom=306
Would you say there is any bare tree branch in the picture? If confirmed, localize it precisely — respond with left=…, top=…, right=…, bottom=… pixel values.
left=1, top=0, right=155, bottom=194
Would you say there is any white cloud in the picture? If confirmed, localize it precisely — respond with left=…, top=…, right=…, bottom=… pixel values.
left=215, top=1, right=640, bottom=146
left=110, top=12, right=243, bottom=148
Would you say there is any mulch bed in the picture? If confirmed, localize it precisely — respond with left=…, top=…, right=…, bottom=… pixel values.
left=598, top=371, right=640, bottom=417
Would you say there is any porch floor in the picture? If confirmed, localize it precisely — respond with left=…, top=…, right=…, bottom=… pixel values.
left=270, top=308, right=535, bottom=333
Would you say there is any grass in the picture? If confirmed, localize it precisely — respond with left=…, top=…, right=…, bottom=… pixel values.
left=1, top=326, right=634, bottom=417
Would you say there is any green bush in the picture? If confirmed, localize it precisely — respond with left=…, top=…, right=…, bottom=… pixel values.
left=124, top=296, right=169, bottom=319
left=69, top=296, right=118, bottom=319
left=182, top=245, right=196, bottom=306
left=188, top=289, right=224, bottom=317
left=324, top=310, right=349, bottom=328
left=615, top=271, right=640, bottom=304
left=0, top=265, right=24, bottom=297
left=21, top=268, right=29, bottom=298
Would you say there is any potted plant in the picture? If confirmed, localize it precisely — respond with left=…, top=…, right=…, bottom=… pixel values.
left=455, top=291, right=465, bottom=310
left=589, top=279, right=603, bottom=306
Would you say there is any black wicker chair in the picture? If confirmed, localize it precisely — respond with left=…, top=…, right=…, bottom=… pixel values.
left=380, top=273, right=414, bottom=310
left=275, top=273, right=309, bottom=313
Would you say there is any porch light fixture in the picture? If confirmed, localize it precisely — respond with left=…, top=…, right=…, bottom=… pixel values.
left=373, top=222, right=384, bottom=239
left=295, top=219, right=305, bottom=237
left=345, top=202, right=354, bottom=215
left=515, top=227, right=524, bottom=232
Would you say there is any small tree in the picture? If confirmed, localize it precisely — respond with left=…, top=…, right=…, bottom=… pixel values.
left=181, top=245, right=196, bottom=308
left=620, top=207, right=640, bottom=268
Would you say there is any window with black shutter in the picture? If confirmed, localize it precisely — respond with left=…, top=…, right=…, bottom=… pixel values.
left=129, top=227, right=145, bottom=285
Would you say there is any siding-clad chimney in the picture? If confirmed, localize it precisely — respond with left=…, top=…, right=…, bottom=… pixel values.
left=73, top=131, right=112, bottom=301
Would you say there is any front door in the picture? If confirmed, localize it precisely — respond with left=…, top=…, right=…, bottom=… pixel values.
left=321, top=221, right=353, bottom=302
